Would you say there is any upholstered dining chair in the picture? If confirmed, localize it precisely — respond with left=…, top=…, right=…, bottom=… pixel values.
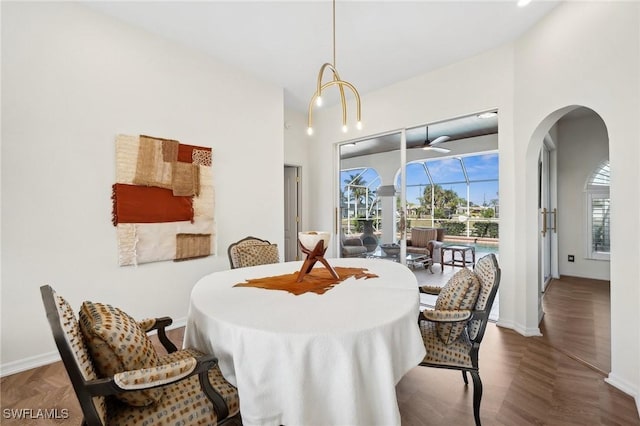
left=227, top=236, right=279, bottom=269
left=40, top=285, right=241, bottom=426
left=417, top=253, right=501, bottom=426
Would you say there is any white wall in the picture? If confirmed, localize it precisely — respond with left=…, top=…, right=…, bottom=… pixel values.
left=309, top=0, right=640, bottom=401
left=556, top=113, right=610, bottom=280
left=514, top=1, right=639, bottom=398
left=1, top=2, right=284, bottom=373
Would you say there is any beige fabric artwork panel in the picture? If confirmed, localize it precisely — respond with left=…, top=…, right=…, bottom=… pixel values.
left=114, top=134, right=215, bottom=266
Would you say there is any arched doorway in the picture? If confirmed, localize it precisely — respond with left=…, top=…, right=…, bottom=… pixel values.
left=526, top=105, right=611, bottom=372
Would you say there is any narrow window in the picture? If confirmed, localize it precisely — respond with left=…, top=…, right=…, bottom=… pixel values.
left=585, top=161, right=610, bottom=260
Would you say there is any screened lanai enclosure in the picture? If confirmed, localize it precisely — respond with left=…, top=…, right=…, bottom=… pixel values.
left=338, top=113, right=500, bottom=258
left=340, top=154, right=498, bottom=240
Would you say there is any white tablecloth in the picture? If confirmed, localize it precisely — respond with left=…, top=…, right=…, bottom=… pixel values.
left=184, top=258, right=426, bottom=426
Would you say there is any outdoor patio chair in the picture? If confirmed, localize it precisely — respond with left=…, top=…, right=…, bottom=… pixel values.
left=340, top=231, right=367, bottom=257
left=417, top=253, right=501, bottom=426
left=407, top=227, right=445, bottom=268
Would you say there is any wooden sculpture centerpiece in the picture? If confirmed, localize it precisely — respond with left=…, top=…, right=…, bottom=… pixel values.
left=296, top=231, right=339, bottom=282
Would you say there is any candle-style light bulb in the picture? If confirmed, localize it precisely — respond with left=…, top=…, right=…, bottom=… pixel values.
left=356, top=121, right=363, bottom=130
left=342, top=125, right=348, bottom=133
left=316, top=96, right=323, bottom=107
left=307, top=127, right=314, bottom=136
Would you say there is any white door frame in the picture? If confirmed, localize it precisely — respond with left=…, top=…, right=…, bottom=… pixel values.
left=538, top=134, right=559, bottom=323
left=284, top=165, right=301, bottom=261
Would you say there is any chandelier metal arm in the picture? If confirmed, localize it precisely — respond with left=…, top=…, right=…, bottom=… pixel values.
left=316, top=62, right=340, bottom=93
left=307, top=78, right=361, bottom=132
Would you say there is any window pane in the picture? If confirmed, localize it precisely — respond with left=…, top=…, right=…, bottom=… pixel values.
left=469, top=180, right=499, bottom=216
left=426, top=158, right=466, bottom=184
left=591, top=196, right=610, bottom=253
left=462, top=154, right=499, bottom=181
left=589, top=161, right=610, bottom=187
left=340, top=168, right=381, bottom=222
left=404, top=162, right=429, bottom=186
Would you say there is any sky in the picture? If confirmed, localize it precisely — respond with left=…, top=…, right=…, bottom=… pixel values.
left=341, top=153, right=499, bottom=206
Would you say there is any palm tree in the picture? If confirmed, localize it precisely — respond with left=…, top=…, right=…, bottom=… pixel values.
left=343, top=174, right=374, bottom=218
left=418, top=184, right=463, bottom=219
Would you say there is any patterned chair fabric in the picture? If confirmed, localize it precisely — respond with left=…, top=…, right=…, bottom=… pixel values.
left=468, top=255, right=500, bottom=340
left=51, top=290, right=108, bottom=425
left=417, top=253, right=501, bottom=426
left=227, top=236, right=279, bottom=269
left=79, top=301, right=162, bottom=406
left=420, top=320, right=473, bottom=368
left=40, top=286, right=240, bottom=426
left=109, top=349, right=240, bottom=425
left=433, top=268, right=481, bottom=345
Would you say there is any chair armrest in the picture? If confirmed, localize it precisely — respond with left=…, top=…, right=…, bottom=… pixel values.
left=427, top=240, right=444, bottom=262
left=138, top=316, right=178, bottom=353
left=419, top=309, right=472, bottom=323
left=343, top=237, right=363, bottom=247
left=84, top=354, right=219, bottom=396
left=428, top=240, right=444, bottom=249
left=113, top=357, right=198, bottom=390
left=137, top=317, right=158, bottom=332
left=419, top=285, right=443, bottom=295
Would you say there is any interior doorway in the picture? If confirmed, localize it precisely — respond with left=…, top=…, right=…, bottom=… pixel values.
left=284, top=165, right=301, bottom=261
left=531, top=106, right=611, bottom=372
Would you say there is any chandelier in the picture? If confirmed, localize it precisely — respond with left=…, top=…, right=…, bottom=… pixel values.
left=307, top=0, right=362, bottom=136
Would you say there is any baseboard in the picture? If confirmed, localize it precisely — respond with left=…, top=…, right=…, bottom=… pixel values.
left=0, top=351, right=61, bottom=377
left=606, top=373, right=638, bottom=420
left=605, top=372, right=638, bottom=399
left=495, top=319, right=515, bottom=329
left=0, top=316, right=187, bottom=377
left=495, top=319, right=542, bottom=337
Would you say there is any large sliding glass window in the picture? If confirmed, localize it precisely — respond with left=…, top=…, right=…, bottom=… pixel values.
left=337, top=112, right=499, bottom=259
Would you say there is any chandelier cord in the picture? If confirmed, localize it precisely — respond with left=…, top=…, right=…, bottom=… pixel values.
left=307, top=0, right=362, bottom=136
left=333, top=0, right=336, bottom=68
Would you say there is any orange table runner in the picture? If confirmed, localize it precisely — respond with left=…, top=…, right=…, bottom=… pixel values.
left=233, top=266, right=378, bottom=295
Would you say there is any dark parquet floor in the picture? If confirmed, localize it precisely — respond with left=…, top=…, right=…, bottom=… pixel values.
left=1, top=276, right=638, bottom=425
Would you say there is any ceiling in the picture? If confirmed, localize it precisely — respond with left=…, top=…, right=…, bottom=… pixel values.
left=339, top=111, right=499, bottom=159
left=83, top=1, right=560, bottom=113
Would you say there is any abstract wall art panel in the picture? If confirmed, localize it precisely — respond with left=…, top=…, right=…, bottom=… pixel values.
left=112, top=134, right=215, bottom=266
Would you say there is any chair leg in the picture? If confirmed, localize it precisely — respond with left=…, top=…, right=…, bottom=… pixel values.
left=462, top=370, right=468, bottom=385
left=470, top=371, right=483, bottom=426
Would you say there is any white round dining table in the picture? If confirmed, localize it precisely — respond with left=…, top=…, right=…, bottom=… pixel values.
left=184, top=257, right=426, bottom=426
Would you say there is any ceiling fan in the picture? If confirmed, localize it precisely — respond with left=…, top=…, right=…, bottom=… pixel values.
left=422, top=127, right=451, bottom=153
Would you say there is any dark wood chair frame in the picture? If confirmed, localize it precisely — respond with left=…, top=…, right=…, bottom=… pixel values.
left=41, top=285, right=241, bottom=426
left=227, top=236, right=272, bottom=269
left=418, top=254, right=501, bottom=426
